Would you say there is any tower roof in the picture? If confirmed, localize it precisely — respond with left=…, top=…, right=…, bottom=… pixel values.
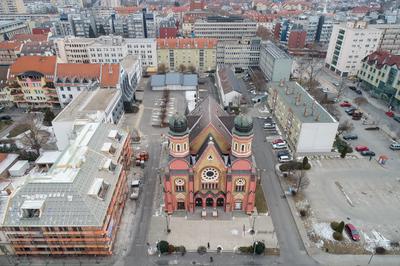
left=233, top=114, right=253, bottom=136
left=169, top=113, right=188, bottom=136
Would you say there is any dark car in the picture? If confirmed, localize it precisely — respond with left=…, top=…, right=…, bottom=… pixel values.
left=365, top=126, right=380, bottom=130
left=345, top=107, right=356, bottom=115
left=361, top=150, right=376, bottom=156
left=393, top=116, right=400, bottom=123
left=345, top=223, right=360, bottom=241
left=276, top=150, right=290, bottom=157
left=355, top=89, right=362, bottom=95
left=348, top=86, right=357, bottom=91
left=343, top=134, right=358, bottom=140
left=0, top=115, right=12, bottom=121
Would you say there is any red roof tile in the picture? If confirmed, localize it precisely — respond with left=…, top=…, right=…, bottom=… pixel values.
left=157, top=38, right=218, bottom=49
left=56, top=64, right=101, bottom=79
left=363, top=51, right=400, bottom=70
left=11, top=34, right=48, bottom=42
left=0, top=41, right=22, bottom=51
left=9, top=56, right=57, bottom=77
left=100, top=64, right=120, bottom=87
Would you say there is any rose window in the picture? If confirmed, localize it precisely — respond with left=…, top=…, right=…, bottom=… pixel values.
left=235, top=178, right=245, bottom=186
left=201, top=167, right=219, bottom=182
left=175, top=178, right=184, bottom=186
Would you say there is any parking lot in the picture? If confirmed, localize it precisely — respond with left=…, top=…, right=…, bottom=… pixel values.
left=305, top=157, right=400, bottom=243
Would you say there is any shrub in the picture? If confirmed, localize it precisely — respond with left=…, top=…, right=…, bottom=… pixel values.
left=375, top=246, right=386, bottom=254
left=299, top=209, right=308, bottom=217
left=302, top=156, right=309, bottom=168
left=238, top=246, right=253, bottom=253
left=330, top=221, right=339, bottom=231
left=168, top=244, right=175, bottom=254
left=175, top=245, right=186, bottom=254
left=332, top=231, right=343, bottom=241
left=197, top=246, right=207, bottom=254
left=302, top=163, right=311, bottom=170
left=157, top=240, right=169, bottom=254
left=337, top=221, right=345, bottom=234
left=253, top=241, right=265, bottom=255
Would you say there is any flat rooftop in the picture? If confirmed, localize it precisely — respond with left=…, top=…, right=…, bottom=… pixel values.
left=262, top=41, right=291, bottom=60
left=270, top=81, right=337, bottom=123
left=54, top=89, right=120, bottom=122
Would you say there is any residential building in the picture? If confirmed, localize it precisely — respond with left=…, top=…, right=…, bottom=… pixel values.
left=158, top=19, right=178, bottom=38
left=287, top=27, right=307, bottom=49
left=164, top=97, right=257, bottom=214
left=119, top=55, right=142, bottom=110
left=0, top=21, right=30, bottom=42
left=150, top=73, right=198, bottom=91
left=259, top=41, right=293, bottom=82
left=53, top=89, right=124, bottom=150
left=372, top=24, right=400, bottom=55
left=157, top=38, right=217, bottom=72
left=325, top=21, right=382, bottom=77
left=86, top=35, right=126, bottom=64
left=316, top=15, right=334, bottom=43
left=0, top=65, right=12, bottom=107
left=0, top=41, right=23, bottom=65
left=19, top=41, right=55, bottom=57
left=216, top=65, right=242, bottom=108
left=0, top=0, right=26, bottom=14
left=193, top=16, right=257, bottom=41
left=7, top=56, right=60, bottom=109
left=216, top=38, right=261, bottom=71
left=358, top=51, right=400, bottom=109
left=124, top=38, right=157, bottom=68
left=190, top=0, right=206, bottom=11
left=55, top=36, right=95, bottom=63
left=267, top=81, right=338, bottom=154
left=1, top=122, right=132, bottom=255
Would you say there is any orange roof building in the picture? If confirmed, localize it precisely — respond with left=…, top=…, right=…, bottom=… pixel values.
left=9, top=56, right=57, bottom=79
left=0, top=41, right=23, bottom=65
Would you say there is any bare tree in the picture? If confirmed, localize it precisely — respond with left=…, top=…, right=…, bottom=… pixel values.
left=296, top=170, right=310, bottom=192
left=336, top=77, right=346, bottom=99
left=256, top=26, right=273, bottom=41
left=20, top=117, right=49, bottom=156
left=324, top=103, right=341, bottom=120
left=337, top=120, right=354, bottom=135
left=353, top=96, right=368, bottom=108
left=187, top=65, right=196, bottom=73
left=158, top=63, right=167, bottom=74
left=178, top=64, right=186, bottom=73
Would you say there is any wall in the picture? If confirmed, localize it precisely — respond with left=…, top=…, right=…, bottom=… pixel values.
left=296, top=122, right=338, bottom=153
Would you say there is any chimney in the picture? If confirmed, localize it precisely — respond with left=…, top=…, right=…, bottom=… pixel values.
left=303, top=106, right=308, bottom=117
left=311, top=100, right=316, bottom=115
left=296, top=93, right=302, bottom=106
left=315, top=113, right=320, bottom=121
left=285, top=86, right=290, bottom=95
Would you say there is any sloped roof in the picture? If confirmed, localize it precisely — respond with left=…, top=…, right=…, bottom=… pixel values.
left=217, top=65, right=241, bottom=94
left=151, top=73, right=198, bottom=87
left=362, top=51, right=400, bottom=70
left=157, top=38, right=218, bottom=49
left=57, top=63, right=101, bottom=79
left=0, top=41, right=22, bottom=51
left=100, top=64, right=120, bottom=87
left=151, top=74, right=165, bottom=87
left=12, top=33, right=48, bottom=42
left=9, top=56, right=57, bottom=77
left=166, top=72, right=182, bottom=85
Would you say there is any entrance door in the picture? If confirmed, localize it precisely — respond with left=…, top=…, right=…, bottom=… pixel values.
left=216, top=198, right=224, bottom=207
left=234, top=201, right=242, bottom=210
left=177, top=201, right=185, bottom=210
left=206, top=198, right=214, bottom=207
left=195, top=198, right=203, bottom=207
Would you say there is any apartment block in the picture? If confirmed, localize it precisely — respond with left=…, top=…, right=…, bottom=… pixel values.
left=357, top=51, right=400, bottom=109
left=0, top=41, right=23, bottom=65
left=7, top=56, right=60, bottom=109
left=0, top=21, right=30, bottom=42
left=372, top=24, right=400, bottom=55
left=216, top=38, right=261, bottom=71
left=157, top=38, right=217, bottom=72
left=0, top=0, right=26, bottom=14
left=259, top=41, right=293, bottom=82
left=325, top=21, right=382, bottom=77
left=193, top=16, right=257, bottom=41
left=1, top=122, right=132, bottom=255
left=55, top=36, right=95, bottom=63
left=267, top=81, right=338, bottom=154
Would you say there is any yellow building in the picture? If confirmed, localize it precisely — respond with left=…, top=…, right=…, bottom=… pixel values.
left=157, top=38, right=217, bottom=73
left=8, top=56, right=60, bottom=109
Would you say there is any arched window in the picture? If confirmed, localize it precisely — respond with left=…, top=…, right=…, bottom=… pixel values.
left=241, top=144, right=245, bottom=152
left=177, top=144, right=181, bottom=152
left=183, top=143, right=187, bottom=150
left=234, top=142, right=238, bottom=151
left=175, top=178, right=185, bottom=192
left=235, top=178, right=246, bottom=192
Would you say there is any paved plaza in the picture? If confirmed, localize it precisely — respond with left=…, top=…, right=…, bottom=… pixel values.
left=147, top=213, right=278, bottom=252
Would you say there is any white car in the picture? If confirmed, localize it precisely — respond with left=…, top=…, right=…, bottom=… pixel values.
left=272, top=142, right=287, bottom=149
left=278, top=155, right=292, bottom=163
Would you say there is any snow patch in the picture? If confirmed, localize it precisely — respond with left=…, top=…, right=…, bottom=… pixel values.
left=312, top=222, right=334, bottom=241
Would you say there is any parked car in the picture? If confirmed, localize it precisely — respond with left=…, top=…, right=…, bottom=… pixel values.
left=345, top=107, right=357, bottom=115
left=352, top=110, right=363, bottom=120
left=0, top=115, right=12, bottom=121
left=361, top=150, right=375, bottom=156
left=272, top=142, right=287, bottom=149
left=385, top=111, right=394, bottom=117
left=393, top=116, right=400, bottom=123
left=340, top=101, right=352, bottom=107
left=263, top=122, right=276, bottom=129
left=348, top=86, right=357, bottom=91
left=343, top=134, right=358, bottom=140
left=272, top=138, right=286, bottom=145
left=365, top=126, right=380, bottom=130
left=355, top=89, right=362, bottom=95
left=355, top=145, right=369, bottom=152
left=345, top=223, right=361, bottom=241
left=130, top=180, right=141, bottom=200
left=0, top=107, right=4, bottom=113
left=278, top=155, right=292, bottom=163
left=276, top=150, right=290, bottom=157
left=390, top=143, right=400, bottom=150
left=333, top=82, right=340, bottom=87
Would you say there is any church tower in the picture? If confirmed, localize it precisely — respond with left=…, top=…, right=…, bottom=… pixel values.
left=231, top=114, right=253, bottom=158
left=168, top=114, right=189, bottom=157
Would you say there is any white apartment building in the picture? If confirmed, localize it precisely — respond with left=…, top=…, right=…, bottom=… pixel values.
left=55, top=35, right=157, bottom=68
left=325, top=21, right=382, bottom=77
left=0, top=0, right=26, bottom=14
left=372, top=24, right=400, bottom=55
left=193, top=16, right=257, bottom=41
left=216, top=38, right=261, bottom=70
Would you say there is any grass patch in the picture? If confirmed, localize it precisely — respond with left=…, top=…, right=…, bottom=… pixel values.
left=7, top=123, right=30, bottom=138
left=255, top=184, right=268, bottom=214
left=0, top=120, right=13, bottom=132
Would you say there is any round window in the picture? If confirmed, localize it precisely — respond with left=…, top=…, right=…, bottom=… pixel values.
left=235, top=178, right=245, bottom=186
left=201, top=167, right=219, bottom=182
left=175, top=178, right=184, bottom=186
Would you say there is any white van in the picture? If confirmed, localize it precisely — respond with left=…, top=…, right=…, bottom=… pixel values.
left=390, top=143, right=400, bottom=150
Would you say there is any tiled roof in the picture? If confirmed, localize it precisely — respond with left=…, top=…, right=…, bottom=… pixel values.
left=217, top=65, right=241, bottom=94
left=100, top=64, right=120, bottom=87
left=0, top=41, right=22, bottom=51
left=11, top=33, right=48, bottom=42
left=9, top=56, right=57, bottom=77
left=363, top=51, right=400, bottom=70
left=57, top=64, right=101, bottom=79
left=157, top=38, right=218, bottom=49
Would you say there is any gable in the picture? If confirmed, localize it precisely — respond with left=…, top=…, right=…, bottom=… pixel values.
left=193, top=142, right=227, bottom=173
left=190, top=123, right=231, bottom=154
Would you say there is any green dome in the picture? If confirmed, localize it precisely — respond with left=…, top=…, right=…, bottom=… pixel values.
left=169, top=113, right=188, bottom=135
left=234, top=114, right=253, bottom=135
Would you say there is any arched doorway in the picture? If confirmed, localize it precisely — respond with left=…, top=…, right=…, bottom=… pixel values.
left=216, top=198, right=224, bottom=207
left=206, top=198, right=214, bottom=207
left=195, top=198, right=203, bottom=207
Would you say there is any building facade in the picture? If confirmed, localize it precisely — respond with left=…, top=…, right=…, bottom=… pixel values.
left=1, top=122, right=132, bottom=255
left=325, top=21, right=382, bottom=77
left=0, top=21, right=30, bottom=42
left=157, top=38, right=217, bottom=72
left=0, top=0, right=26, bottom=14
left=216, top=38, right=261, bottom=71
left=0, top=41, right=23, bottom=66
left=357, top=51, right=400, bottom=109
left=267, top=81, right=338, bottom=154
left=163, top=97, right=257, bottom=215
left=193, top=16, right=257, bottom=41
left=7, top=56, right=60, bottom=109
left=216, top=65, right=242, bottom=108
left=373, top=24, right=400, bottom=55
left=259, top=41, right=293, bottom=82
